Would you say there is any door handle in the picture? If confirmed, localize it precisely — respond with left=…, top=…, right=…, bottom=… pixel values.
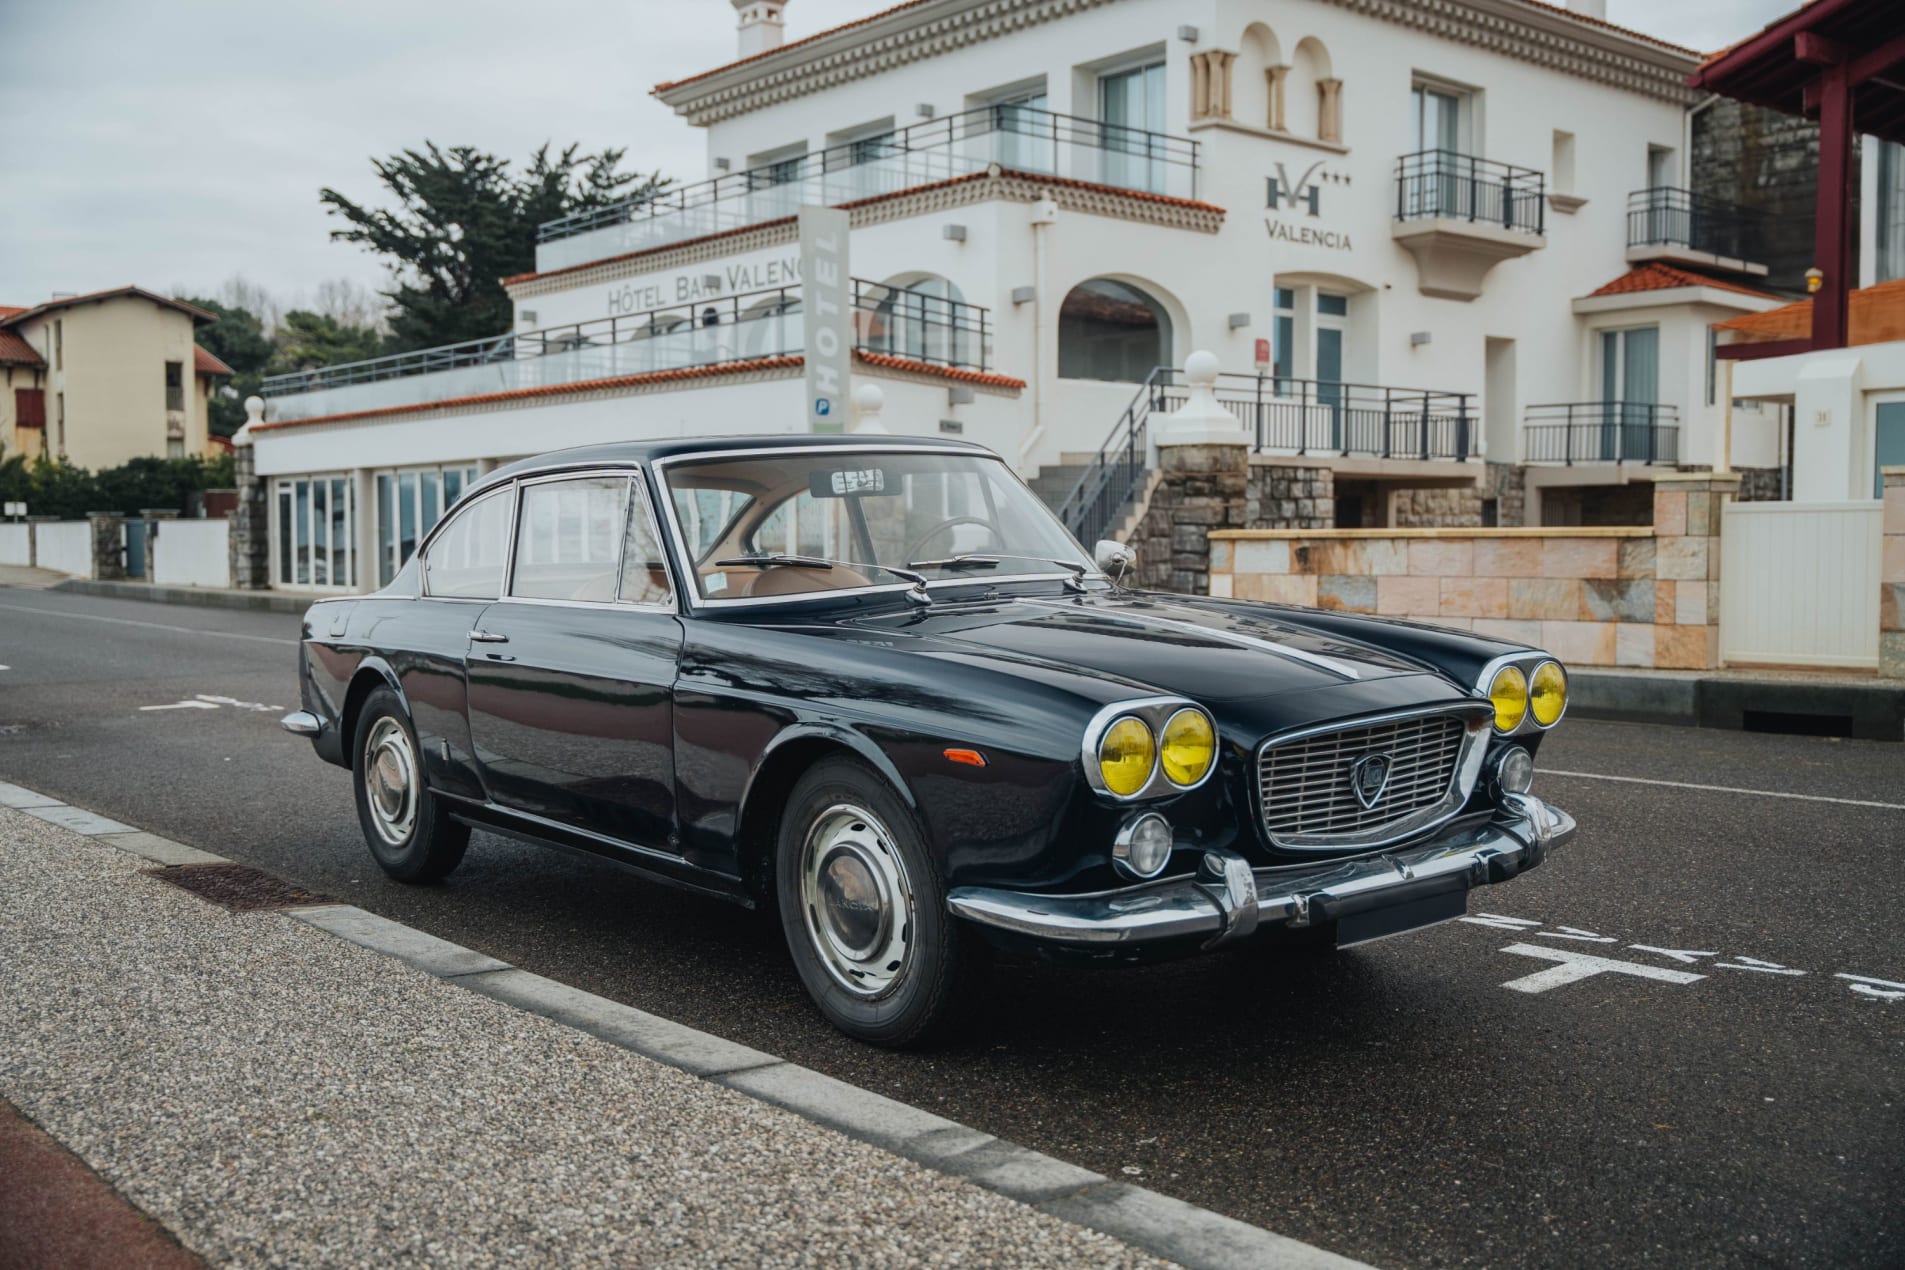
left=469, top=629, right=509, bottom=644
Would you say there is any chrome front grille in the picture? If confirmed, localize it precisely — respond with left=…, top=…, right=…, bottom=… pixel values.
left=1257, top=708, right=1478, bottom=849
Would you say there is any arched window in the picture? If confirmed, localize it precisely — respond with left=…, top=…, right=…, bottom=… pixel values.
left=1058, top=279, right=1173, bottom=382
left=1290, top=37, right=1341, bottom=143
left=1237, top=23, right=1283, bottom=132
left=869, top=275, right=969, bottom=367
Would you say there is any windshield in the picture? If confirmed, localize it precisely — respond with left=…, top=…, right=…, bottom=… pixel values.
left=661, top=449, right=1091, bottom=602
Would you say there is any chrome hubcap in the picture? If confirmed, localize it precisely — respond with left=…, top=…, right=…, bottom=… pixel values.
left=800, top=804, right=914, bottom=999
left=363, top=718, right=418, bottom=847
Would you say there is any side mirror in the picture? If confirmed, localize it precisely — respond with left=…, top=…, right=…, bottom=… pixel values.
left=1094, top=538, right=1135, bottom=580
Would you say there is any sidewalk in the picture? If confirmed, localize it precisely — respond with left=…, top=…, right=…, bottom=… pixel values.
left=0, top=805, right=1179, bottom=1268
left=1572, top=664, right=1905, bottom=740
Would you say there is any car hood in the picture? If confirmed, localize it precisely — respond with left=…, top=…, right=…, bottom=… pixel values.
left=834, top=590, right=1442, bottom=703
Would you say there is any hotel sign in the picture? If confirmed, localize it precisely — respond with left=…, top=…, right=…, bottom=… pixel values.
left=799, top=205, right=851, bottom=434
left=1264, top=159, right=1352, bottom=251
left=603, top=252, right=802, bottom=317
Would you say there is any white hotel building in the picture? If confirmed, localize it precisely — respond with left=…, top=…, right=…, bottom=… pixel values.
left=249, top=0, right=1793, bottom=594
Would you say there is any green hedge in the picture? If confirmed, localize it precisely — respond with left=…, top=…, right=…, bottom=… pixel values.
left=0, top=453, right=237, bottom=521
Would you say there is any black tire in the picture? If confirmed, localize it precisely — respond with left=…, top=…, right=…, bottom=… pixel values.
left=776, top=756, right=987, bottom=1048
left=351, top=686, right=469, bottom=883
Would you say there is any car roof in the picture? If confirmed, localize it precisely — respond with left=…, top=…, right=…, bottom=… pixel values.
left=486, top=433, right=993, bottom=484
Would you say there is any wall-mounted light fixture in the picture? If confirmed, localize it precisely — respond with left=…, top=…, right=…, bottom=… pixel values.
left=1410, top=331, right=1433, bottom=346
left=943, top=224, right=968, bottom=242
left=519, top=310, right=539, bottom=326
left=917, top=103, right=936, bottom=119
left=1011, top=286, right=1037, bottom=305
left=713, top=157, right=731, bottom=172
left=948, top=386, right=976, bottom=406
left=1227, top=312, right=1250, bottom=329
left=1177, top=25, right=1199, bottom=42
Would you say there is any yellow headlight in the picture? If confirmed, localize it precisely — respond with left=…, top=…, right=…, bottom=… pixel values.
left=1530, top=660, right=1568, bottom=727
left=1160, top=708, right=1216, bottom=786
left=1489, top=665, right=1529, bottom=732
left=1098, top=716, right=1156, bottom=797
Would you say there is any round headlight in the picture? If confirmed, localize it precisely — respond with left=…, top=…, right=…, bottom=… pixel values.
left=1493, top=745, right=1535, bottom=796
left=1488, top=665, right=1529, bottom=732
left=1159, top=708, right=1216, bottom=787
left=1114, top=812, right=1174, bottom=879
left=1098, top=716, right=1156, bottom=797
left=1530, top=660, right=1568, bottom=727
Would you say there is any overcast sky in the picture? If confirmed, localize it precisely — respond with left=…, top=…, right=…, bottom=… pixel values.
left=0, top=0, right=1793, bottom=315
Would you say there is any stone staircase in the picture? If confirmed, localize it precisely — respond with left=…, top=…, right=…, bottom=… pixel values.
left=1025, top=454, right=1098, bottom=515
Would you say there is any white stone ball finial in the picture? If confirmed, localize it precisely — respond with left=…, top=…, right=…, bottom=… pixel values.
left=1157, top=349, right=1247, bottom=447
left=851, top=381, right=889, bottom=435
left=232, top=395, right=266, bottom=448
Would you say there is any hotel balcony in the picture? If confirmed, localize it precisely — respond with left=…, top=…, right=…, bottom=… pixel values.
left=1625, top=187, right=1772, bottom=276
left=1390, top=150, right=1547, bottom=301
left=1523, top=402, right=1680, bottom=465
left=1167, top=371, right=1478, bottom=460
left=261, top=280, right=991, bottom=423
left=533, top=105, right=1201, bottom=272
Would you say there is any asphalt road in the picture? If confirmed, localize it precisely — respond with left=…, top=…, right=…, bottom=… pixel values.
left=1, top=584, right=1900, bottom=1269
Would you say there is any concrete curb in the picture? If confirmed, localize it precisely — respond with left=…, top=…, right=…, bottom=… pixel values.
left=54, top=579, right=316, bottom=615
left=4, top=779, right=1377, bottom=1270
left=1572, top=669, right=1905, bottom=741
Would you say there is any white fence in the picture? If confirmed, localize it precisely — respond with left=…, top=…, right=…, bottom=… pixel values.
left=34, top=521, right=94, bottom=578
left=0, top=523, right=28, bottom=566
left=151, top=519, right=232, bottom=589
left=1720, top=501, right=1882, bottom=669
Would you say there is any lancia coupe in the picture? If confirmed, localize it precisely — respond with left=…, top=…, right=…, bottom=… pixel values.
left=283, top=436, right=1575, bottom=1046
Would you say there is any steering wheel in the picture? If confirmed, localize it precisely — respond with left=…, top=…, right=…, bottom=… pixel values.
left=903, top=516, right=1001, bottom=562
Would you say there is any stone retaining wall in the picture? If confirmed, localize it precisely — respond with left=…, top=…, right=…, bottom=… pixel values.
left=1208, top=473, right=1739, bottom=670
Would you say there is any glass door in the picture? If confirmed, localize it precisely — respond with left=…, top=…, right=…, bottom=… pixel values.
left=1599, top=327, right=1660, bottom=461
left=1411, top=85, right=1462, bottom=217
left=1100, top=63, right=1165, bottom=192
left=1316, top=293, right=1349, bottom=451
left=992, top=91, right=1052, bottom=175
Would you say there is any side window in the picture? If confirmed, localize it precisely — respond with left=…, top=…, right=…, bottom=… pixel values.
left=510, top=477, right=629, bottom=603
left=618, top=477, right=674, bottom=606
left=422, top=487, right=511, bottom=598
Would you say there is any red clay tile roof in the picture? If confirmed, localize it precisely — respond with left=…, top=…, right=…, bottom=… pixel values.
left=1713, top=275, right=1905, bottom=347
left=0, top=286, right=216, bottom=328
left=655, top=0, right=1698, bottom=99
left=0, top=327, right=43, bottom=367
left=252, top=357, right=807, bottom=432
left=0, top=306, right=26, bottom=321
left=852, top=348, right=1025, bottom=390
left=252, top=351, right=1023, bottom=433
left=193, top=345, right=235, bottom=376
left=506, top=169, right=1221, bottom=288
left=1588, top=261, right=1779, bottom=300
left=654, top=0, right=935, bottom=94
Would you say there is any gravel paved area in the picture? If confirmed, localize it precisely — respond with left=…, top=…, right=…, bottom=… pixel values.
left=0, top=808, right=1170, bottom=1268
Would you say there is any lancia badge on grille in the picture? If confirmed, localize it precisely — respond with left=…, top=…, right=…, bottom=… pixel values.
left=1349, top=753, right=1392, bottom=810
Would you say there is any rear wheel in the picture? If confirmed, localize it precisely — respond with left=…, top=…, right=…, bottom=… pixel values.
left=776, top=757, right=985, bottom=1048
left=352, top=687, right=469, bottom=883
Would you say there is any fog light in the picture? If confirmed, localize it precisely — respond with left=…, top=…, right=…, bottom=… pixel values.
left=1114, top=812, right=1174, bottom=880
left=1492, top=746, right=1535, bottom=798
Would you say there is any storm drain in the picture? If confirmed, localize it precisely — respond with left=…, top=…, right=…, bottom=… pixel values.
left=146, top=863, right=332, bottom=912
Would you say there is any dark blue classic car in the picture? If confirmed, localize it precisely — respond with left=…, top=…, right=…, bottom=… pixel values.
left=284, top=436, right=1574, bottom=1046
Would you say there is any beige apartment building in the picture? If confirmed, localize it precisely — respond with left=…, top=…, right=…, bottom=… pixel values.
left=0, top=287, right=232, bottom=469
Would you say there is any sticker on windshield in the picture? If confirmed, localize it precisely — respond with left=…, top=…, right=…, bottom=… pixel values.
left=814, top=468, right=888, bottom=497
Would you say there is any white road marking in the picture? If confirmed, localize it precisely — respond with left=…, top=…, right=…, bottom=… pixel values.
left=195, top=694, right=281, bottom=712
left=1716, top=957, right=1805, bottom=976
left=1629, top=945, right=1718, bottom=964
left=1460, top=913, right=1541, bottom=930
left=1535, top=926, right=1617, bottom=943
left=0, top=602, right=297, bottom=647
left=1837, top=974, right=1905, bottom=1002
left=141, top=701, right=221, bottom=711
left=1498, top=943, right=1706, bottom=994
left=1544, top=769, right=1905, bottom=811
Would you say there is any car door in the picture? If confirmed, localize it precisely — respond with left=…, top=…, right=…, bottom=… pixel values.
left=464, top=470, right=683, bottom=853
left=401, top=481, right=515, bottom=801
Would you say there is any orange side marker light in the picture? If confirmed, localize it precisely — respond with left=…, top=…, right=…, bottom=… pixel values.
left=943, top=748, right=987, bottom=767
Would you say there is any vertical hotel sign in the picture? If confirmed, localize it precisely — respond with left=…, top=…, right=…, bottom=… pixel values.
left=799, top=205, right=851, bottom=433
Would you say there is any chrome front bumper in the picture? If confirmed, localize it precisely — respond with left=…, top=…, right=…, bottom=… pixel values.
left=946, top=795, right=1575, bottom=950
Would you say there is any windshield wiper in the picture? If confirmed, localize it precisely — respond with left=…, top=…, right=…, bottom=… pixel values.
left=907, top=552, right=1092, bottom=581
left=715, top=554, right=932, bottom=602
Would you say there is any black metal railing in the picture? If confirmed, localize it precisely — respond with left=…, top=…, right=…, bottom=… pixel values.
left=1054, top=369, right=1476, bottom=545
left=1524, top=402, right=1680, bottom=465
left=538, top=104, right=1201, bottom=247
left=1055, top=369, right=1169, bottom=547
left=1626, top=187, right=1771, bottom=263
left=262, top=279, right=992, bottom=400
left=1396, top=150, right=1546, bottom=235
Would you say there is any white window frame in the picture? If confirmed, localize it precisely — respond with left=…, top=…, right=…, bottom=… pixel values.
left=271, top=472, right=357, bottom=593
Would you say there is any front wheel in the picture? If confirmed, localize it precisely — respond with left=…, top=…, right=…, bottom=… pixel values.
left=352, top=687, right=469, bottom=883
left=776, top=757, right=986, bottom=1048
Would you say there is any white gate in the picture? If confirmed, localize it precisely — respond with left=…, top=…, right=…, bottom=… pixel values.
left=1719, top=501, right=1882, bottom=669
